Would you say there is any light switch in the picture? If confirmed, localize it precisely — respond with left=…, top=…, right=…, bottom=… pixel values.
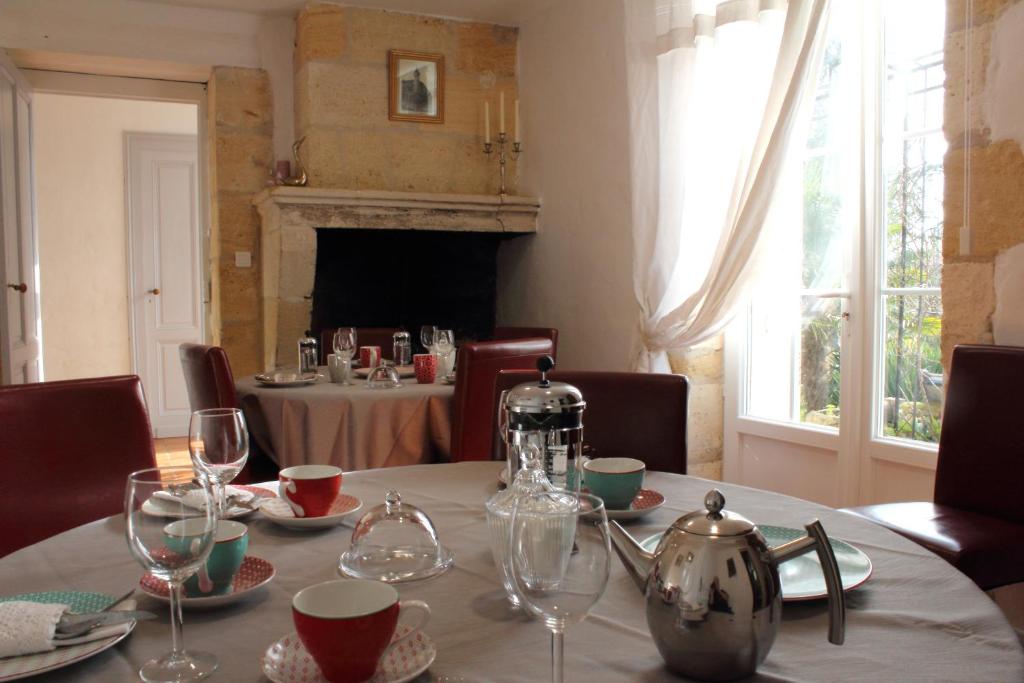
left=235, top=251, right=252, bottom=268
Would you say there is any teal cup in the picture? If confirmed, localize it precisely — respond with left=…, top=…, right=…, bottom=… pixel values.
left=164, top=519, right=248, bottom=597
left=583, top=457, right=646, bottom=510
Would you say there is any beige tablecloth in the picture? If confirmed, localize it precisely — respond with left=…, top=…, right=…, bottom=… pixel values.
left=236, top=373, right=454, bottom=471
left=1, top=462, right=1022, bottom=681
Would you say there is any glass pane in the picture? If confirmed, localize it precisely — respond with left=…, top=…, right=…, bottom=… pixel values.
left=799, top=297, right=842, bottom=428
left=883, top=294, right=943, bottom=443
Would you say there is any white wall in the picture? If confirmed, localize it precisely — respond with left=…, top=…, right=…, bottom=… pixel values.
left=34, top=94, right=196, bottom=381
left=497, top=0, right=636, bottom=370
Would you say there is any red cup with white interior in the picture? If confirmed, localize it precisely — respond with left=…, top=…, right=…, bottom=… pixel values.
left=359, top=346, right=381, bottom=369
left=413, top=353, right=437, bottom=384
left=278, top=465, right=342, bottom=518
left=292, top=579, right=430, bottom=683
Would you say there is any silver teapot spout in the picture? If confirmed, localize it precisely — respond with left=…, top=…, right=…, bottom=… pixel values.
left=609, top=521, right=655, bottom=592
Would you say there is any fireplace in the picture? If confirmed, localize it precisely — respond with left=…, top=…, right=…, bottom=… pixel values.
left=254, top=187, right=540, bottom=369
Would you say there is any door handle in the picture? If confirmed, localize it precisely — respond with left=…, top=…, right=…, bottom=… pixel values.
left=6, top=283, right=27, bottom=293
left=148, top=288, right=161, bottom=295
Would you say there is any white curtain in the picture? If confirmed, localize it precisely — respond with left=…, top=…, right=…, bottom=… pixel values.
left=627, top=0, right=831, bottom=372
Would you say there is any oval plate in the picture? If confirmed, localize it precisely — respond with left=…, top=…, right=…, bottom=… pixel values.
left=255, top=373, right=322, bottom=388
left=641, top=524, right=873, bottom=601
left=141, top=485, right=276, bottom=520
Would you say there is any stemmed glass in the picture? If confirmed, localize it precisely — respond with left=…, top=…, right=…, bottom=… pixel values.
left=419, top=325, right=436, bottom=354
left=188, top=408, right=249, bottom=518
left=125, top=467, right=218, bottom=682
left=333, top=327, right=357, bottom=385
left=507, top=492, right=610, bottom=683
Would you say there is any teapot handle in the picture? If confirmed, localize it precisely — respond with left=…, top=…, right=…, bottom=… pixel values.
left=771, top=519, right=846, bottom=645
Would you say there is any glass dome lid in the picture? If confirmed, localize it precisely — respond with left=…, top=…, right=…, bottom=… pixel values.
left=338, top=490, right=454, bottom=583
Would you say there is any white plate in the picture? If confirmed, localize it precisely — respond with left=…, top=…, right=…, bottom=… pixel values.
left=140, top=556, right=275, bottom=609
left=259, top=494, right=362, bottom=529
left=141, top=485, right=276, bottom=520
left=603, top=489, right=666, bottom=521
left=262, top=626, right=436, bottom=683
left=354, top=366, right=416, bottom=379
left=0, top=592, right=137, bottom=682
left=255, top=373, right=322, bottom=388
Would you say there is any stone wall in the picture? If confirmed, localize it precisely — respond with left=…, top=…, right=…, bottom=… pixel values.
left=208, top=66, right=273, bottom=376
left=294, top=3, right=517, bottom=194
left=669, top=338, right=724, bottom=480
left=942, top=0, right=1024, bottom=369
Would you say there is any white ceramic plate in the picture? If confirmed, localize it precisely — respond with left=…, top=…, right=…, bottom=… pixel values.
left=255, top=373, right=322, bottom=388
left=140, top=556, right=275, bottom=609
left=640, top=524, right=873, bottom=601
left=0, top=592, right=137, bottom=682
left=354, top=366, right=416, bottom=379
left=603, top=489, right=666, bottom=521
left=141, top=485, right=276, bottom=520
left=259, top=494, right=362, bottom=530
left=262, top=626, right=436, bottom=683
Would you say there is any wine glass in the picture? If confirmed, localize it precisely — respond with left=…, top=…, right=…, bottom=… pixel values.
left=333, top=327, right=357, bottom=384
left=188, top=408, right=249, bottom=518
left=125, top=467, right=218, bottom=682
left=507, top=492, right=610, bottom=683
left=419, top=325, right=436, bottom=353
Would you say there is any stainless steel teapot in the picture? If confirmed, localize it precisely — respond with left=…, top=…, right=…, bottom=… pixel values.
left=610, top=489, right=845, bottom=681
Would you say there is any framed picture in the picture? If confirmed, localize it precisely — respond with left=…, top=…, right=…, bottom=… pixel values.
left=388, top=50, right=445, bottom=123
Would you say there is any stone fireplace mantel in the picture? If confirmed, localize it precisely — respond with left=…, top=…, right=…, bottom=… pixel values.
left=253, top=187, right=540, bottom=369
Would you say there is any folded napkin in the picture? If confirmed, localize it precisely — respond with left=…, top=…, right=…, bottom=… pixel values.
left=152, top=485, right=257, bottom=511
left=0, top=601, right=134, bottom=658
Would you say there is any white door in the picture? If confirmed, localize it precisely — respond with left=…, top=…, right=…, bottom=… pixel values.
left=0, top=54, right=41, bottom=384
left=126, top=133, right=202, bottom=437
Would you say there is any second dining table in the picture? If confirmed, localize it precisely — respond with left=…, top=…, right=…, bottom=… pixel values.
left=236, top=370, right=454, bottom=471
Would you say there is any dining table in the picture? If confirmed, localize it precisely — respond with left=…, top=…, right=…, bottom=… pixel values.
left=235, top=370, right=454, bottom=471
left=1, top=462, right=1022, bottom=682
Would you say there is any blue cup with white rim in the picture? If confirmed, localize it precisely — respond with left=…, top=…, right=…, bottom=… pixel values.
left=164, top=519, right=248, bottom=597
left=583, top=457, right=645, bottom=510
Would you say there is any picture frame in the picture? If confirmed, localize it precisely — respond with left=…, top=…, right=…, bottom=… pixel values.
left=388, top=50, right=445, bottom=123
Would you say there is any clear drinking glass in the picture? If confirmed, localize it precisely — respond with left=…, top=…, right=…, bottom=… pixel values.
left=333, top=327, right=357, bottom=385
left=508, top=492, right=610, bottom=683
left=434, top=330, right=455, bottom=377
left=188, top=408, right=249, bottom=518
left=419, top=325, right=437, bottom=353
left=125, top=467, right=218, bottom=682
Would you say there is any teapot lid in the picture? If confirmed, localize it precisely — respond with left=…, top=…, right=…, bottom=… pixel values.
left=670, top=489, right=755, bottom=537
left=503, top=356, right=585, bottom=414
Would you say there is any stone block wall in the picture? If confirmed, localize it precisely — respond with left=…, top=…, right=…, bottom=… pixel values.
left=208, top=66, right=273, bottom=376
left=942, top=0, right=1024, bottom=369
left=669, top=337, right=724, bottom=480
left=294, top=4, right=518, bottom=194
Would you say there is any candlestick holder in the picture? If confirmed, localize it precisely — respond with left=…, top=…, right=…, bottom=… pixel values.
left=483, top=132, right=521, bottom=197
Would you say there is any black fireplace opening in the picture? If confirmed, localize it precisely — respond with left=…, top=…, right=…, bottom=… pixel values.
left=310, top=228, right=504, bottom=347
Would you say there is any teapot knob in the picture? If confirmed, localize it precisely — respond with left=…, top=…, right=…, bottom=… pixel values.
left=704, top=489, right=726, bottom=516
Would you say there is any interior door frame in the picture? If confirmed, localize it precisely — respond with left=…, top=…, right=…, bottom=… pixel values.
left=20, top=69, right=211, bottom=370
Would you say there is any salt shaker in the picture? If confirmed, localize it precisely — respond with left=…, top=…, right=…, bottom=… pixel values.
left=298, top=331, right=318, bottom=375
left=392, top=331, right=412, bottom=366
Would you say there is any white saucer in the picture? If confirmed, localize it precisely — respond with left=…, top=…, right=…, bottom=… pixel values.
left=141, top=485, right=276, bottom=520
left=255, top=372, right=322, bottom=388
left=259, top=494, right=362, bottom=529
left=139, top=556, right=276, bottom=609
left=262, top=626, right=436, bottom=683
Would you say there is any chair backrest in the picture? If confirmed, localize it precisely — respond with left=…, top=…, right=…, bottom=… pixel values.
left=935, top=344, right=1024, bottom=522
left=0, top=375, right=156, bottom=557
left=320, top=327, right=401, bottom=364
left=179, top=343, right=238, bottom=411
left=450, top=338, right=555, bottom=462
left=494, top=370, right=689, bottom=474
left=493, top=327, right=559, bottom=360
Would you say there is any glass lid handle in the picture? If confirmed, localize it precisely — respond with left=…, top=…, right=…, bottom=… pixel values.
left=385, top=490, right=401, bottom=513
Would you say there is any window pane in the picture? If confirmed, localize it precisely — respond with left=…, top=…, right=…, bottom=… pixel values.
left=883, top=294, right=943, bottom=443
left=799, top=296, right=842, bottom=428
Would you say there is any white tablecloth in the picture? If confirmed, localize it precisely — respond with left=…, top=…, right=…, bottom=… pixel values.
left=236, top=374, right=454, bottom=471
left=0, top=463, right=1021, bottom=681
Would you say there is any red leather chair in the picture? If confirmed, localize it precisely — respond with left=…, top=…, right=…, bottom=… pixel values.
left=841, top=344, right=1024, bottom=590
left=179, top=343, right=278, bottom=484
left=494, top=370, right=689, bottom=474
left=0, top=375, right=156, bottom=557
left=449, top=338, right=554, bottom=462
left=320, top=327, right=401, bottom=364
left=493, top=327, right=559, bottom=360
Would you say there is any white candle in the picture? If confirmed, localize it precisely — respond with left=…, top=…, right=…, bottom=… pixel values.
left=499, top=92, right=506, bottom=134
left=515, top=99, right=520, bottom=143
left=484, top=101, right=491, bottom=143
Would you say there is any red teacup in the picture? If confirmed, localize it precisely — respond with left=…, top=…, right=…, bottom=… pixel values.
left=359, top=346, right=381, bottom=369
left=413, top=353, right=437, bottom=384
left=279, top=465, right=342, bottom=518
left=293, top=579, right=430, bottom=683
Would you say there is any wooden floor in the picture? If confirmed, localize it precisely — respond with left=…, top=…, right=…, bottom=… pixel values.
left=154, top=437, right=190, bottom=468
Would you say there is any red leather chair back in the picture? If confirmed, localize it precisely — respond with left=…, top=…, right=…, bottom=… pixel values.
left=494, top=370, right=688, bottom=474
left=450, top=338, right=554, bottom=462
left=179, top=343, right=238, bottom=411
left=935, top=344, right=1024, bottom=523
left=493, top=327, right=559, bottom=360
left=0, top=375, right=156, bottom=557
left=320, top=327, right=401, bottom=364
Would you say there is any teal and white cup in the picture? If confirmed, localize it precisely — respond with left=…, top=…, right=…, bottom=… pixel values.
left=164, top=519, right=249, bottom=597
left=583, top=457, right=645, bottom=510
